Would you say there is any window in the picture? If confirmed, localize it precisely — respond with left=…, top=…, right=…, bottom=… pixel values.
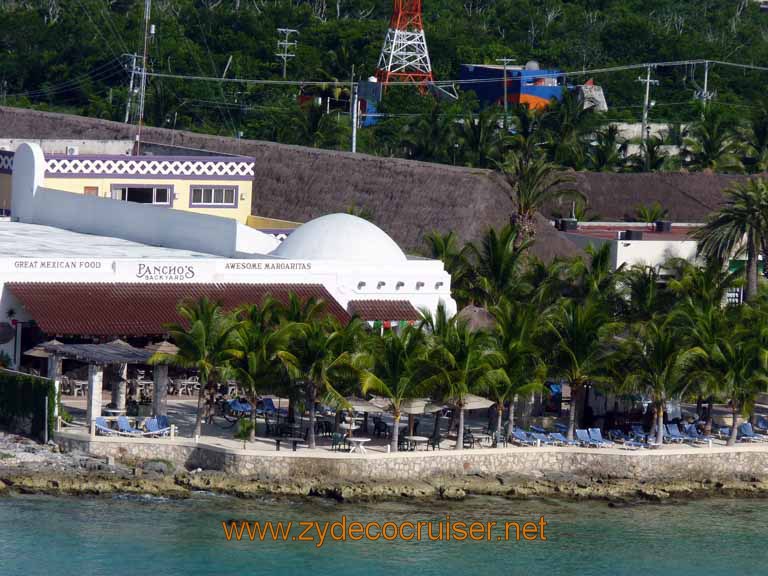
left=83, top=186, right=99, bottom=196
left=112, top=186, right=172, bottom=205
left=190, top=186, right=237, bottom=207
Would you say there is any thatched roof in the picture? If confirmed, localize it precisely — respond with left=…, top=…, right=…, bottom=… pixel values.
left=546, top=171, right=756, bottom=223
left=1, top=106, right=585, bottom=261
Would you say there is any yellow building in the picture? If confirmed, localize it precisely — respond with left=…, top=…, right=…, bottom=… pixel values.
left=2, top=151, right=257, bottom=223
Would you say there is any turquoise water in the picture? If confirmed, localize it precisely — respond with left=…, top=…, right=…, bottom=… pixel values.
left=0, top=493, right=766, bottom=576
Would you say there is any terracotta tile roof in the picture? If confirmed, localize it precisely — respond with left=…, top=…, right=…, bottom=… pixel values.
left=7, top=282, right=349, bottom=337
left=347, top=300, right=422, bottom=322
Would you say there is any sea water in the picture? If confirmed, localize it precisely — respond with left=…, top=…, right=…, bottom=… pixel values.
left=0, top=493, right=766, bottom=575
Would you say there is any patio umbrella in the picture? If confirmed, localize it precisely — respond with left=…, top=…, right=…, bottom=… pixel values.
left=343, top=396, right=382, bottom=413
left=144, top=340, right=180, bottom=357
left=24, top=339, right=63, bottom=358
left=446, top=393, right=494, bottom=411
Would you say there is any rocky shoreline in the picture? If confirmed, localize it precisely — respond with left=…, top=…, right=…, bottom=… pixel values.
left=2, top=432, right=768, bottom=503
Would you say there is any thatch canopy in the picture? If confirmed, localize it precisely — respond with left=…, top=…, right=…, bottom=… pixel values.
left=34, top=339, right=152, bottom=365
left=456, top=305, right=496, bottom=333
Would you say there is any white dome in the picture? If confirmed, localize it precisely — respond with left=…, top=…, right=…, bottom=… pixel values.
left=271, top=213, right=407, bottom=263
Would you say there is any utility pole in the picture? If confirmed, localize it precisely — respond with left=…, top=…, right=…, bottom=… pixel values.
left=136, top=0, right=152, bottom=154
left=351, top=65, right=358, bottom=153
left=638, top=66, right=659, bottom=146
left=701, top=60, right=713, bottom=118
left=496, top=58, right=516, bottom=128
left=123, top=53, right=138, bottom=123
left=275, top=28, right=298, bottom=79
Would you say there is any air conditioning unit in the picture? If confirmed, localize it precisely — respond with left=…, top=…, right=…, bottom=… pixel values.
left=655, top=220, right=672, bottom=233
left=65, top=146, right=79, bottom=156
left=557, top=218, right=578, bottom=231
left=624, top=230, right=644, bottom=241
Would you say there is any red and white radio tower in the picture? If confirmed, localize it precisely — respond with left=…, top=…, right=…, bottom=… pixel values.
left=376, top=1, right=434, bottom=86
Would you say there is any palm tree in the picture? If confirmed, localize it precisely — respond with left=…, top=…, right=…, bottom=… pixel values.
left=291, top=316, right=366, bottom=448
left=400, top=102, right=456, bottom=162
left=634, top=135, right=669, bottom=172
left=423, top=230, right=474, bottom=307
left=457, top=107, right=505, bottom=168
left=231, top=299, right=301, bottom=441
left=744, top=100, right=768, bottom=173
left=545, top=297, right=619, bottom=440
left=634, top=201, right=668, bottom=225
left=489, top=298, right=545, bottom=440
left=620, top=318, right=705, bottom=445
left=540, top=90, right=594, bottom=169
left=621, top=264, right=675, bottom=323
left=499, top=153, right=580, bottom=242
left=566, top=243, right=624, bottom=305
left=693, top=178, right=768, bottom=301
left=150, top=297, right=240, bottom=438
left=683, top=105, right=743, bottom=172
left=587, top=124, right=627, bottom=171
left=360, top=325, right=432, bottom=452
left=421, top=304, right=507, bottom=450
left=469, top=224, right=531, bottom=306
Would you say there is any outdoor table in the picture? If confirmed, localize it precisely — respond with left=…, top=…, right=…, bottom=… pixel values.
left=404, top=435, right=429, bottom=451
left=275, top=437, right=304, bottom=451
left=348, top=437, right=371, bottom=454
left=339, top=422, right=359, bottom=433
left=104, top=408, right=126, bottom=416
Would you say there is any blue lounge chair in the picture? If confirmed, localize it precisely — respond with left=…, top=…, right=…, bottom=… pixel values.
left=117, top=415, right=141, bottom=435
left=738, top=422, right=768, bottom=442
left=664, top=424, right=692, bottom=443
left=530, top=432, right=557, bottom=446
left=156, top=415, right=170, bottom=430
left=755, top=416, right=768, bottom=433
left=549, top=432, right=578, bottom=446
left=144, top=417, right=171, bottom=437
left=95, top=417, right=115, bottom=436
left=554, top=423, right=568, bottom=434
left=511, top=429, right=536, bottom=446
left=682, top=423, right=713, bottom=444
left=588, top=428, right=615, bottom=448
left=608, top=429, right=646, bottom=449
left=529, top=425, right=547, bottom=434
left=631, top=425, right=649, bottom=443
left=575, top=429, right=599, bottom=447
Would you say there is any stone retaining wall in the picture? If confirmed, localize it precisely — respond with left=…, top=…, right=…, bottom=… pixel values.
left=56, top=432, right=768, bottom=482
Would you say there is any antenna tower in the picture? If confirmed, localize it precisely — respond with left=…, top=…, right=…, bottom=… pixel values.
left=376, top=1, right=433, bottom=86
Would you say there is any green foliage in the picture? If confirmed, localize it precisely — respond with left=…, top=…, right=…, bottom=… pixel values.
left=6, top=1, right=768, bottom=173
left=0, top=369, right=56, bottom=441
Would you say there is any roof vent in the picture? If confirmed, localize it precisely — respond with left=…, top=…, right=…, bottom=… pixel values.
left=557, top=218, right=578, bottom=231
left=624, top=230, right=644, bottom=241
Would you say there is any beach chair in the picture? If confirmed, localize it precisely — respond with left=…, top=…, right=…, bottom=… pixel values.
left=530, top=425, right=547, bottom=434
left=493, top=430, right=508, bottom=448
left=755, top=416, right=768, bottom=433
left=117, top=415, right=141, bottom=435
left=331, top=432, right=349, bottom=452
left=530, top=432, right=557, bottom=446
left=664, top=424, right=692, bottom=444
left=144, top=417, right=171, bottom=437
left=630, top=425, right=648, bottom=443
left=738, top=422, right=768, bottom=442
left=511, top=429, right=536, bottom=446
left=588, top=428, right=615, bottom=448
left=94, top=417, right=115, bottom=436
left=554, top=423, right=568, bottom=434
left=428, top=431, right=443, bottom=450
left=682, top=423, right=712, bottom=444
left=575, top=429, right=599, bottom=447
left=549, top=432, right=578, bottom=446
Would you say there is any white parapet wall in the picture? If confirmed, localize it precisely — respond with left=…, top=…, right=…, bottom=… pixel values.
left=10, top=143, right=278, bottom=257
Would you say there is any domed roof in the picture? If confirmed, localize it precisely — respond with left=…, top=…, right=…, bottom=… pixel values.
left=271, top=213, right=407, bottom=263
